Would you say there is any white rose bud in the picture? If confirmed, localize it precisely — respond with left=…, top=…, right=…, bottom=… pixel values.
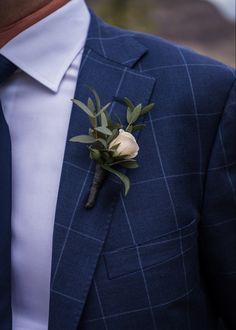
left=109, top=129, right=139, bottom=159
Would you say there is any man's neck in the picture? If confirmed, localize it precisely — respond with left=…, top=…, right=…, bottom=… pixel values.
left=0, top=0, right=52, bottom=29
left=0, top=0, right=70, bottom=48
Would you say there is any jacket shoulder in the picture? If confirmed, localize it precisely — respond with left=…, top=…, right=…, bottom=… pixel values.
left=94, top=16, right=235, bottom=112
left=89, top=13, right=235, bottom=87
left=132, top=30, right=235, bottom=83
left=98, top=19, right=235, bottom=87
left=129, top=30, right=235, bottom=115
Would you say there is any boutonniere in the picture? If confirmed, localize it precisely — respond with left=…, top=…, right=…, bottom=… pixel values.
left=70, top=87, right=154, bottom=209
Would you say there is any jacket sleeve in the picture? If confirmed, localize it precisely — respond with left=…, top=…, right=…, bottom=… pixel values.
left=200, top=78, right=236, bottom=329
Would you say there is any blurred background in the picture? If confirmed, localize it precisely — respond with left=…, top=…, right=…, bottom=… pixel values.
left=87, top=0, right=235, bottom=67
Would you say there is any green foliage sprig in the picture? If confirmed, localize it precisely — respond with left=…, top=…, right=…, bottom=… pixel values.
left=70, top=87, right=154, bottom=208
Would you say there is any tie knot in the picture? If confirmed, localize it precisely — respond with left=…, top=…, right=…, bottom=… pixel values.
left=0, top=54, right=17, bottom=85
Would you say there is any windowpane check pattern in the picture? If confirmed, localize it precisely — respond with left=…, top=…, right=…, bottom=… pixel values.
left=48, top=10, right=236, bottom=330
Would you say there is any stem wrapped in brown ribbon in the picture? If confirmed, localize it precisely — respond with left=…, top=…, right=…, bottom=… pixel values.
left=85, top=164, right=107, bottom=209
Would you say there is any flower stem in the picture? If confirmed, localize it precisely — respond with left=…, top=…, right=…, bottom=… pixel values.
left=85, top=163, right=107, bottom=209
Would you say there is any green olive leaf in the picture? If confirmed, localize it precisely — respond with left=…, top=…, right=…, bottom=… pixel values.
left=124, top=97, right=135, bottom=111
left=126, top=107, right=132, bottom=124
left=126, top=125, right=133, bottom=133
left=90, top=148, right=101, bottom=161
left=140, top=103, right=155, bottom=116
left=87, top=85, right=101, bottom=111
left=87, top=97, right=96, bottom=112
left=103, top=109, right=112, bottom=126
left=94, top=126, right=113, bottom=136
left=132, top=123, right=146, bottom=132
left=101, top=164, right=130, bottom=195
left=72, top=99, right=95, bottom=118
left=95, top=103, right=111, bottom=118
left=101, top=111, right=108, bottom=127
left=120, top=160, right=139, bottom=169
left=129, top=104, right=142, bottom=124
left=69, top=135, right=96, bottom=144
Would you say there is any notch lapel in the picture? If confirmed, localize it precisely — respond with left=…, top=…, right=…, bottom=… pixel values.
left=48, top=11, right=156, bottom=330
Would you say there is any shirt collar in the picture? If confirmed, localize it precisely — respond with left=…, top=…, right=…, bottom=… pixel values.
left=0, top=0, right=90, bottom=92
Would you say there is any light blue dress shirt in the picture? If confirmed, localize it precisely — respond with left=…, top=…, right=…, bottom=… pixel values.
left=0, top=1, right=90, bottom=328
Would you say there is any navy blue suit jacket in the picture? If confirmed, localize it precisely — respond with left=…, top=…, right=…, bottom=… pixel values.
left=2, top=10, right=236, bottom=330
left=48, top=11, right=236, bottom=330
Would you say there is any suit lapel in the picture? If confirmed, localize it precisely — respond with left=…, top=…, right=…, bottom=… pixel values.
left=48, top=11, right=156, bottom=330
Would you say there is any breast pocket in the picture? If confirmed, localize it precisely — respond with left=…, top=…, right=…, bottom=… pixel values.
left=103, top=218, right=199, bottom=280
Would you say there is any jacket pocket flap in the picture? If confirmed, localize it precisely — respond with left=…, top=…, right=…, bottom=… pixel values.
left=103, top=218, right=198, bottom=279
